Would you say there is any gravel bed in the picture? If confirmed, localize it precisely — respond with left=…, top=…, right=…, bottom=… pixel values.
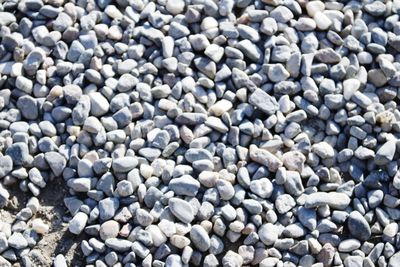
left=0, top=0, right=400, bottom=267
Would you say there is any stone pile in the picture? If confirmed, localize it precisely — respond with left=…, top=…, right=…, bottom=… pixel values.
left=0, top=0, right=400, bottom=266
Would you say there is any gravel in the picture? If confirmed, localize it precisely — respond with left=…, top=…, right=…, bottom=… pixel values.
left=0, top=0, right=400, bottom=266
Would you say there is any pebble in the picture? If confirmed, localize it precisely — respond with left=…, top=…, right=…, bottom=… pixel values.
left=249, top=145, right=282, bottom=172
left=249, top=89, right=279, bottom=115
left=168, top=198, right=194, bottom=224
left=190, top=225, right=211, bottom=252
left=0, top=156, right=13, bottom=178
left=69, top=212, right=88, bottom=235
left=8, top=233, right=28, bottom=249
left=347, top=211, right=372, bottom=241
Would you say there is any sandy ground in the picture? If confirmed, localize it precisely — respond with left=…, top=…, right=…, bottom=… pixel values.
left=2, top=178, right=84, bottom=266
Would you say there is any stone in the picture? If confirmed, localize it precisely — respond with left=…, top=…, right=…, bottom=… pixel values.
left=190, top=225, right=211, bottom=252
left=249, top=89, right=279, bottom=115
left=169, top=175, right=200, bottom=196
left=305, top=192, right=351, bottom=210
left=17, top=96, right=37, bottom=120
left=69, top=212, right=88, bottom=235
left=347, top=211, right=371, bottom=241
left=222, top=251, right=243, bottom=267
left=8, top=233, right=28, bottom=249
left=282, top=151, right=306, bottom=172
left=168, top=198, right=194, bottom=223
left=0, top=156, right=13, bottom=178
left=6, top=143, right=30, bottom=166
left=249, top=178, right=273, bottom=198
left=100, top=220, right=120, bottom=241
left=375, top=140, right=397, bottom=165
left=258, top=223, right=278, bottom=246
left=249, top=145, right=282, bottom=172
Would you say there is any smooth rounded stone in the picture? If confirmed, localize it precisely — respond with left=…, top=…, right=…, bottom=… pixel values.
left=216, top=179, right=235, bottom=200
left=17, top=95, right=37, bottom=120
left=190, top=225, right=211, bottom=252
left=99, top=220, right=120, bottom=241
left=374, top=140, right=396, bottom=165
left=260, top=17, right=277, bottom=35
left=165, top=254, right=183, bottom=267
left=284, top=171, right=304, bottom=197
left=146, top=225, right=167, bottom=247
left=44, top=152, right=66, bottom=176
left=306, top=1, right=324, bottom=16
left=116, top=180, right=133, bottom=197
left=112, top=157, right=138, bottom=172
left=69, top=212, right=88, bottom=235
left=53, top=254, right=67, bottom=267
left=89, top=92, right=110, bottom=116
left=6, top=143, right=30, bottom=166
left=68, top=178, right=91, bottom=192
left=0, top=12, right=16, bottom=25
left=347, top=211, right=371, bottom=241
left=222, top=251, right=243, bottom=267
left=312, top=142, right=335, bottom=159
left=317, top=243, right=336, bottom=267
left=239, top=199, right=260, bottom=215
left=344, top=256, right=363, bottom=267
left=365, top=1, right=386, bottom=16
left=168, top=197, right=194, bottom=223
left=166, top=0, right=185, bottom=15
left=83, top=116, right=102, bottom=133
left=0, top=156, right=13, bottom=178
left=31, top=219, right=49, bottom=235
left=275, top=194, right=296, bottom=214
left=249, top=178, right=273, bottom=198
left=338, top=239, right=361, bottom=252
left=383, top=223, right=399, bottom=237
left=367, top=190, right=384, bottom=209
left=169, top=175, right=200, bottom=196
left=304, top=192, right=351, bottom=210
left=295, top=17, right=316, bottom=31
left=8, top=233, right=28, bottom=249
left=208, top=99, right=232, bottom=116
left=298, top=207, right=317, bottom=231
left=389, top=252, right=400, bottom=267
left=314, top=12, right=331, bottom=30
left=117, top=73, right=138, bottom=92
left=249, top=145, right=282, bottom=172
left=343, top=79, right=360, bottom=101
left=98, top=198, right=120, bottom=221
left=282, top=151, right=306, bottom=172
left=138, top=148, right=162, bottom=161
left=105, top=238, right=132, bottom=252
left=258, top=223, right=278, bottom=246
left=15, top=72, right=32, bottom=91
